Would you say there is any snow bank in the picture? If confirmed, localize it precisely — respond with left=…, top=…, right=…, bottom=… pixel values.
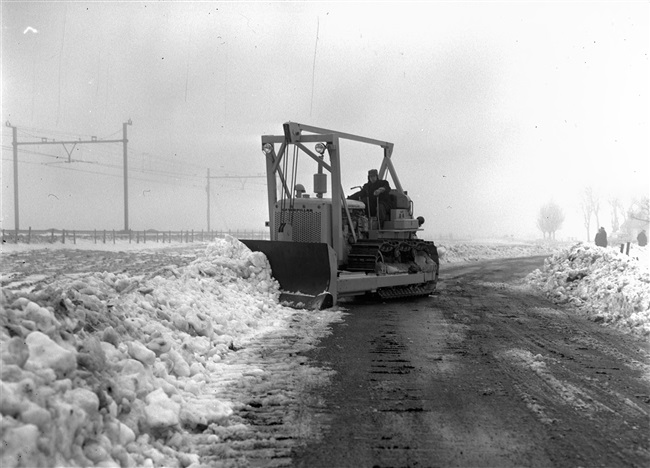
left=526, top=243, right=650, bottom=336
left=0, top=236, right=301, bottom=468
left=438, top=241, right=557, bottom=263
left=3, top=235, right=648, bottom=467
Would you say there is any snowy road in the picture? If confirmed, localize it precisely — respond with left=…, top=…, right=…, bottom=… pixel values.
left=2, top=244, right=648, bottom=467
left=292, top=257, right=650, bottom=467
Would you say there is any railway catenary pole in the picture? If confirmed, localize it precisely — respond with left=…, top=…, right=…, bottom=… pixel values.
left=10, top=124, right=19, bottom=231
left=206, top=172, right=266, bottom=233
left=206, top=168, right=211, bottom=232
left=122, top=120, right=131, bottom=231
left=4, top=120, right=132, bottom=231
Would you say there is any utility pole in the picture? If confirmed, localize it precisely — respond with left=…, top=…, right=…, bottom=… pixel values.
left=206, top=168, right=211, bottom=232
left=10, top=124, right=18, bottom=231
left=4, top=120, right=132, bottom=231
left=206, top=171, right=266, bottom=232
left=123, top=120, right=131, bottom=231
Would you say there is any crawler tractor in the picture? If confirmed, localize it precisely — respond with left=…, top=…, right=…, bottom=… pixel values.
left=241, top=122, right=439, bottom=309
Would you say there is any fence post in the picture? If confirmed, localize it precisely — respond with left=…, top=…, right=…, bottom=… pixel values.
left=144, top=230, right=147, bottom=244
left=62, top=229, right=66, bottom=244
left=103, top=230, right=106, bottom=244
left=626, top=242, right=631, bottom=255
left=191, top=229, right=194, bottom=243
left=113, top=230, right=116, bottom=244
left=28, top=227, right=31, bottom=244
left=73, top=230, right=76, bottom=244
left=51, top=230, right=54, bottom=244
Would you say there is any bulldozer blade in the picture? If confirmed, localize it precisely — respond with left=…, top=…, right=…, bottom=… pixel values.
left=278, top=291, right=334, bottom=310
left=240, top=239, right=337, bottom=310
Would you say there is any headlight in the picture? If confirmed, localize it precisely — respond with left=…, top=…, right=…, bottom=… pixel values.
left=262, top=143, right=273, bottom=155
left=315, top=143, right=326, bottom=154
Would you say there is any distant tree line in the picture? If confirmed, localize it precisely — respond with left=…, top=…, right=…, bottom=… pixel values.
left=536, top=189, right=649, bottom=242
left=580, top=187, right=649, bottom=242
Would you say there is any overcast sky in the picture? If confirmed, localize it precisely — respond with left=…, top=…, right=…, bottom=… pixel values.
left=2, top=1, right=648, bottom=240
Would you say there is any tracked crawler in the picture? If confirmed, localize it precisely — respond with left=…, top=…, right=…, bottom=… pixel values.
left=241, top=122, right=439, bottom=309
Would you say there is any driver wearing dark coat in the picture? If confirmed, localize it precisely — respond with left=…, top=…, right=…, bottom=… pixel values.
left=348, top=169, right=392, bottom=226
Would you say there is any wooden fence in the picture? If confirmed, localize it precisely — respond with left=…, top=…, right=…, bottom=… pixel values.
left=1, top=228, right=269, bottom=245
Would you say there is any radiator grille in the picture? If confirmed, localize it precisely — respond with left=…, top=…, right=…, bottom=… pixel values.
left=274, top=209, right=322, bottom=243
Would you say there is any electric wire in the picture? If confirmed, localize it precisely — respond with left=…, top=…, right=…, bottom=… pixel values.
left=1, top=157, right=202, bottom=189
left=2, top=127, right=217, bottom=177
left=1, top=127, right=265, bottom=191
left=1, top=146, right=204, bottom=182
left=1, top=144, right=264, bottom=187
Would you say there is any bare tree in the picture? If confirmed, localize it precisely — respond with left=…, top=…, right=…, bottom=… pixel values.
left=581, top=187, right=601, bottom=241
left=617, top=197, right=649, bottom=239
left=609, top=197, right=623, bottom=233
left=581, top=188, right=593, bottom=241
left=537, top=201, right=565, bottom=240
left=630, top=196, right=650, bottom=223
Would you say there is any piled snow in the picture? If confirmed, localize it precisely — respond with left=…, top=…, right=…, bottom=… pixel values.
left=0, top=236, right=329, bottom=468
left=2, top=236, right=649, bottom=467
left=526, top=243, right=650, bottom=336
left=437, top=240, right=557, bottom=263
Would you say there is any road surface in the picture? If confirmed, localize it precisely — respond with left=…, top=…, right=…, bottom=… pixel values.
left=291, top=256, right=650, bottom=467
left=2, top=249, right=648, bottom=467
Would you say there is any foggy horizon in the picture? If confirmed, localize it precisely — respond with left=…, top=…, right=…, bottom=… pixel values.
left=2, top=2, right=648, bottom=241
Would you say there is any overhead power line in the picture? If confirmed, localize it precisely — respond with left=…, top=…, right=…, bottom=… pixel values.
left=5, top=120, right=133, bottom=231
left=1, top=156, right=202, bottom=188
left=2, top=123, right=268, bottom=232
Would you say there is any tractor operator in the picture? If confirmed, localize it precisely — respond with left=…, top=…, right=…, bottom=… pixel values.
left=348, top=169, right=392, bottom=227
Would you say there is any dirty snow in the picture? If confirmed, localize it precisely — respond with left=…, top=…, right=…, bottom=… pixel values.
left=526, top=242, right=650, bottom=337
left=1, top=237, right=343, bottom=467
left=1, top=237, right=649, bottom=467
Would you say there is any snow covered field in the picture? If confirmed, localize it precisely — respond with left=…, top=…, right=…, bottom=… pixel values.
left=1, top=236, right=648, bottom=467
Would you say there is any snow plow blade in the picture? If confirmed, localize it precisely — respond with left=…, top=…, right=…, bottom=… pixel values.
left=240, top=240, right=337, bottom=310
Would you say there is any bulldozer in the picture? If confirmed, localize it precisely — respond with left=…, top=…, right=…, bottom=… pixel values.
left=241, top=122, right=439, bottom=309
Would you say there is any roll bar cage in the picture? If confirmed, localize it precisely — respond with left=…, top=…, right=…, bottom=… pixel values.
left=260, top=122, right=406, bottom=261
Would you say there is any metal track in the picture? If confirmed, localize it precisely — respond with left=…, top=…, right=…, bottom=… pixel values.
left=346, top=240, right=383, bottom=272
left=346, top=239, right=438, bottom=273
left=377, top=282, right=437, bottom=300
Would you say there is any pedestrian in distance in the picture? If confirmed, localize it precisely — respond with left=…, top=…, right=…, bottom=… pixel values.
left=348, top=169, right=392, bottom=228
left=638, top=229, right=647, bottom=247
left=594, top=227, right=608, bottom=247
